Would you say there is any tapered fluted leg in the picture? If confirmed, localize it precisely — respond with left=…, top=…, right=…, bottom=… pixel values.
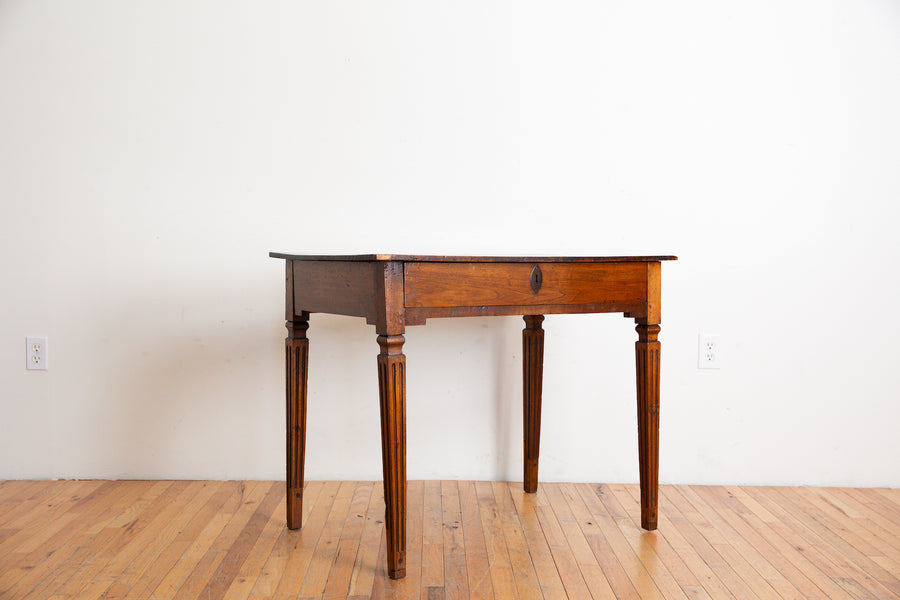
left=377, top=334, right=407, bottom=579
left=523, top=315, right=545, bottom=494
left=286, top=317, right=309, bottom=529
left=635, top=322, right=661, bottom=530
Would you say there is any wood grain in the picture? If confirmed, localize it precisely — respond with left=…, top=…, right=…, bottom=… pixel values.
left=291, top=260, right=378, bottom=319
left=271, top=253, right=678, bottom=263
left=635, top=322, right=661, bottom=531
left=377, top=334, right=407, bottom=579
left=286, top=316, right=309, bottom=530
left=404, top=262, right=649, bottom=309
left=0, top=480, right=897, bottom=600
left=522, top=315, right=544, bottom=494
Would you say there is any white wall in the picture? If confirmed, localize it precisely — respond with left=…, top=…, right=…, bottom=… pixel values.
left=2, top=0, right=898, bottom=486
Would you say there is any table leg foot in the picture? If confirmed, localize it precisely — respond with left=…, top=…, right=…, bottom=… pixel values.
left=286, top=317, right=309, bottom=530
left=523, top=315, right=545, bottom=494
left=635, top=321, right=660, bottom=531
left=377, top=334, right=407, bottom=579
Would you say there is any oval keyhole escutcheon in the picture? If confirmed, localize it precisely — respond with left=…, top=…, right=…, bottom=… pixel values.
left=530, top=265, right=543, bottom=293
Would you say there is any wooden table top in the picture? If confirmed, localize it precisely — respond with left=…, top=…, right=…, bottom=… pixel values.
left=269, top=253, right=677, bottom=263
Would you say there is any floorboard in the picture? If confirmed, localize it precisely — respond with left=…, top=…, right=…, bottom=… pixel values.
left=0, top=481, right=896, bottom=600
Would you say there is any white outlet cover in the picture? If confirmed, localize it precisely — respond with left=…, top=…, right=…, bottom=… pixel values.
left=26, top=336, right=48, bottom=370
left=698, top=334, right=721, bottom=369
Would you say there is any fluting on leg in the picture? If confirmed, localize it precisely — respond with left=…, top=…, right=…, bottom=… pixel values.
left=286, top=318, right=309, bottom=529
left=635, top=322, right=661, bottom=530
left=523, top=315, right=545, bottom=494
left=377, top=334, right=407, bottom=579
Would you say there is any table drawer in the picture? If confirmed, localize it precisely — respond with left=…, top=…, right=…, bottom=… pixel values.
left=404, top=262, right=649, bottom=308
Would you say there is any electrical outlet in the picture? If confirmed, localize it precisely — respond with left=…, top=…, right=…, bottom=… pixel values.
left=698, top=334, right=720, bottom=369
left=26, top=336, right=48, bottom=370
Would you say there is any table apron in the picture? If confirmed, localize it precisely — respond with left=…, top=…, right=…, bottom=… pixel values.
left=404, top=302, right=647, bottom=325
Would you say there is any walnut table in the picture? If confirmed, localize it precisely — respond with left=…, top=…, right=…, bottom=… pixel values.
left=270, top=253, right=676, bottom=579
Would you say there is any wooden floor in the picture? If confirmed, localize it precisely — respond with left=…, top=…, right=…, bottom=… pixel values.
left=0, top=481, right=898, bottom=599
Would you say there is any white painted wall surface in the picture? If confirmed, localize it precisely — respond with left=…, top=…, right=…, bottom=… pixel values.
left=1, top=1, right=899, bottom=486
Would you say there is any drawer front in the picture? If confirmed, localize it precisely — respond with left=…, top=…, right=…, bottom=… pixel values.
left=404, top=262, right=648, bottom=308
